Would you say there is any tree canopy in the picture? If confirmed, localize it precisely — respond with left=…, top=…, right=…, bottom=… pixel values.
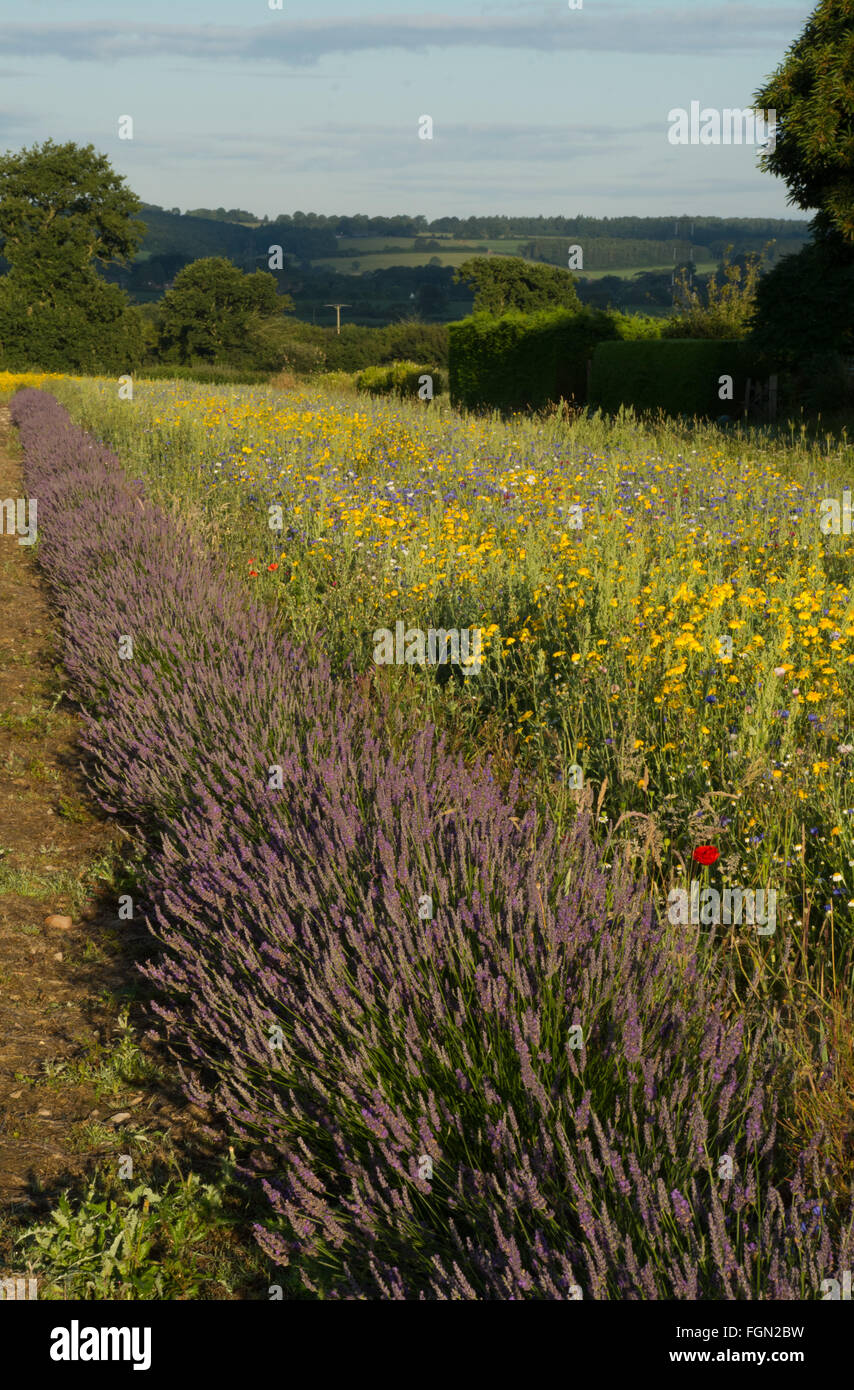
left=755, top=0, right=854, bottom=244
left=749, top=1, right=854, bottom=375
left=453, top=256, right=580, bottom=316
left=663, top=250, right=765, bottom=339
left=750, top=236, right=854, bottom=363
left=0, top=139, right=144, bottom=267
left=0, top=140, right=145, bottom=370
left=157, top=257, right=294, bottom=366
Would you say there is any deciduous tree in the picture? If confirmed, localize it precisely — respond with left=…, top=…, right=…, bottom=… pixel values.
left=0, top=139, right=145, bottom=370
left=157, top=257, right=293, bottom=366
left=454, top=256, right=580, bottom=315
left=754, top=0, right=854, bottom=245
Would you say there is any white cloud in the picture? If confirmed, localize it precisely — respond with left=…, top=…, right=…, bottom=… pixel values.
left=0, top=6, right=807, bottom=65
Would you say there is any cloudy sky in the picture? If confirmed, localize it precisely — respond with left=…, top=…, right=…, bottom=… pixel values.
left=0, top=0, right=815, bottom=222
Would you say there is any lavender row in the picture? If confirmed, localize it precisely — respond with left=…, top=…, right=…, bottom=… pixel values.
left=11, top=386, right=853, bottom=1300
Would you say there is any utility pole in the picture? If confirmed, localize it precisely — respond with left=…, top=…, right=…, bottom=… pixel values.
left=325, top=303, right=351, bottom=334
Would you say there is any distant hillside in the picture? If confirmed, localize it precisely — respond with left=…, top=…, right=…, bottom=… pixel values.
left=134, top=206, right=338, bottom=267
left=91, top=205, right=814, bottom=327
left=136, top=205, right=812, bottom=258
left=147, top=206, right=812, bottom=244
left=135, top=206, right=260, bottom=263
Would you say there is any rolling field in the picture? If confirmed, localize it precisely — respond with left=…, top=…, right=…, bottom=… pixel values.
left=311, top=249, right=500, bottom=272
left=333, top=236, right=530, bottom=255
left=313, top=248, right=718, bottom=281
left=559, top=261, right=718, bottom=281
left=4, top=369, right=854, bottom=1299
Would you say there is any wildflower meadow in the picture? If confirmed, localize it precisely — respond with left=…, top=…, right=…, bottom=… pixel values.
left=3, top=372, right=853, bottom=1300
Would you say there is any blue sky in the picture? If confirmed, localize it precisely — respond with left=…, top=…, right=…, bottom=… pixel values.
left=0, top=0, right=816, bottom=222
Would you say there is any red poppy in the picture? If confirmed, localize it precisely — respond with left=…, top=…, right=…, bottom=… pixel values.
left=692, top=845, right=720, bottom=866
left=268, top=562, right=279, bottom=571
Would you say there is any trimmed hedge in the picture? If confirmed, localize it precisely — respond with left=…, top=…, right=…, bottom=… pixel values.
left=448, top=308, right=662, bottom=413
left=589, top=339, right=762, bottom=419
left=355, top=359, right=446, bottom=398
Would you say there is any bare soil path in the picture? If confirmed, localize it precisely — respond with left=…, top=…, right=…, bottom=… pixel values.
left=0, top=403, right=195, bottom=1217
left=0, top=401, right=124, bottom=1210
